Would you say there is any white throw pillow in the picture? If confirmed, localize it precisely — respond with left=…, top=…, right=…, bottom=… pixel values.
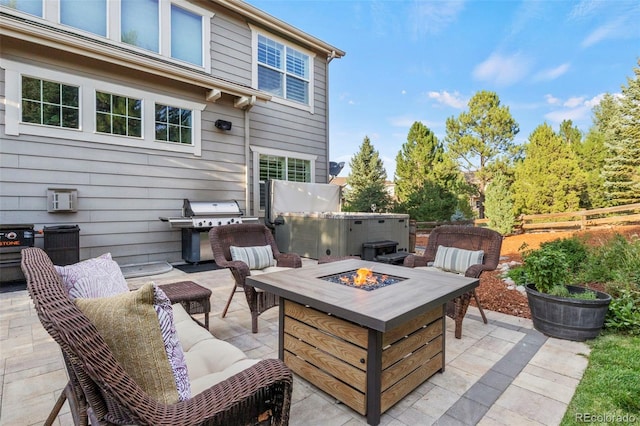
left=433, top=246, right=484, bottom=274
left=54, top=253, right=129, bottom=299
left=229, top=245, right=275, bottom=270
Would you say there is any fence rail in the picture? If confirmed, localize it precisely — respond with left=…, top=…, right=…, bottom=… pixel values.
left=414, top=203, right=640, bottom=234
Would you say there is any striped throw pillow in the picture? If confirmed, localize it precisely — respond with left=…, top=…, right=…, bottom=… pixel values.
left=433, top=245, right=484, bottom=274
left=230, top=245, right=275, bottom=270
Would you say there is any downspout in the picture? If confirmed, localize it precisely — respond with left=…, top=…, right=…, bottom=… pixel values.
left=325, top=51, right=337, bottom=183
left=243, top=96, right=256, bottom=216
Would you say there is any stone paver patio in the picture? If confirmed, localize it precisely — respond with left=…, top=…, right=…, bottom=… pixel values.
left=0, top=261, right=590, bottom=425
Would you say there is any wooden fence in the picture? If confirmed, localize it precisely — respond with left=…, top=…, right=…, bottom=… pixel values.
left=414, top=203, right=640, bottom=234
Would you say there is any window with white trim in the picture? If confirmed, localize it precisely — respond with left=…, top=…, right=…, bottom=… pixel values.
left=95, top=91, right=142, bottom=137
left=21, top=76, right=79, bottom=129
left=1, top=0, right=210, bottom=69
left=155, top=104, right=193, bottom=145
left=3, top=59, right=204, bottom=156
left=252, top=28, right=315, bottom=112
left=251, top=146, right=316, bottom=212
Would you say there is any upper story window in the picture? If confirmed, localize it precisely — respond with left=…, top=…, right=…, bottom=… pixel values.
left=252, top=28, right=315, bottom=113
left=60, top=0, right=106, bottom=37
left=1, top=0, right=210, bottom=69
left=1, top=0, right=42, bottom=17
left=21, top=76, right=79, bottom=129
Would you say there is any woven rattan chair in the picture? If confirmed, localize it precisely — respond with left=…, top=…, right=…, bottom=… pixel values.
left=403, top=225, right=503, bottom=339
left=21, top=247, right=293, bottom=426
left=210, top=223, right=302, bottom=333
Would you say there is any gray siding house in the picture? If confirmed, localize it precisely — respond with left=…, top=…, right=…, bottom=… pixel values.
left=0, top=0, right=345, bottom=265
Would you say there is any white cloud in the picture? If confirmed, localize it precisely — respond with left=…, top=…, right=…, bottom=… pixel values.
left=534, top=63, right=570, bottom=81
left=388, top=115, right=437, bottom=128
left=564, top=96, right=586, bottom=108
left=401, top=90, right=407, bottom=95
left=427, top=90, right=467, bottom=109
left=544, top=93, right=609, bottom=124
left=473, top=52, right=531, bottom=86
left=568, top=0, right=601, bottom=20
left=545, top=94, right=561, bottom=105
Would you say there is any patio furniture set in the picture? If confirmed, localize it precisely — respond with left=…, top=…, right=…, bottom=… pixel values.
left=20, top=223, right=501, bottom=425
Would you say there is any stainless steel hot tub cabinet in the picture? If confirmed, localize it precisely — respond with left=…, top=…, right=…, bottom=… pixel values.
left=274, top=212, right=410, bottom=259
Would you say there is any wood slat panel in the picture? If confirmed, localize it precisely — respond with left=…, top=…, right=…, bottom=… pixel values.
left=381, top=335, right=443, bottom=391
left=382, top=321, right=442, bottom=369
left=285, top=301, right=368, bottom=347
left=284, top=317, right=367, bottom=369
left=284, top=334, right=367, bottom=390
left=383, top=307, right=442, bottom=346
left=284, top=351, right=367, bottom=415
left=381, top=353, right=444, bottom=413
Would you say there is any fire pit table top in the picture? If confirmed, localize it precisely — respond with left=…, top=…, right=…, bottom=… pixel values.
left=246, top=259, right=478, bottom=332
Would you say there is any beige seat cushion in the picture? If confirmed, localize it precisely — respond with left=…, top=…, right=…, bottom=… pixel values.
left=172, top=303, right=259, bottom=396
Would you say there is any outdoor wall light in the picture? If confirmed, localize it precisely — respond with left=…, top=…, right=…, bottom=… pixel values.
left=215, top=119, right=232, bottom=131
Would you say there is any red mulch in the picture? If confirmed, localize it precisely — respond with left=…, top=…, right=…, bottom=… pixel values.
left=415, top=225, right=640, bottom=319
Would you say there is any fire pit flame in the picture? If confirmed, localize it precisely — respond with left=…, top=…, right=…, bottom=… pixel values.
left=322, top=268, right=406, bottom=291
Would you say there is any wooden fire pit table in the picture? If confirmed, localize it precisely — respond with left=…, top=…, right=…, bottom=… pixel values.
left=247, top=259, right=478, bottom=425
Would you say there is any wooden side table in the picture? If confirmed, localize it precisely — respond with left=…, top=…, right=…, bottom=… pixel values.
left=159, top=281, right=212, bottom=329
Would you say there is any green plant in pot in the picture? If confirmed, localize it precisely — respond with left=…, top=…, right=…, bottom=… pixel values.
left=522, top=240, right=612, bottom=341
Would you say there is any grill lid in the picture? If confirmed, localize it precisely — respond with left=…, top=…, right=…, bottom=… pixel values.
left=182, top=199, right=242, bottom=217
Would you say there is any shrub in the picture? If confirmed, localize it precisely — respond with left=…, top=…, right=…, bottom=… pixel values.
left=605, top=288, right=640, bottom=335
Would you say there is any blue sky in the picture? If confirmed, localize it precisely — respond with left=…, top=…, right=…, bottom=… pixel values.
left=247, top=0, right=640, bottom=179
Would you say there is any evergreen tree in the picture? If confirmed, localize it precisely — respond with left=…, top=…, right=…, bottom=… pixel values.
left=484, top=172, right=515, bottom=235
left=512, top=123, right=586, bottom=214
left=601, top=62, right=640, bottom=205
left=394, top=122, right=459, bottom=220
left=343, top=136, right=391, bottom=212
left=445, top=91, right=519, bottom=218
left=577, top=126, right=608, bottom=208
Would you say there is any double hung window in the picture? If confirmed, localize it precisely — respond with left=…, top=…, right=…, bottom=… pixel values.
left=254, top=31, right=314, bottom=111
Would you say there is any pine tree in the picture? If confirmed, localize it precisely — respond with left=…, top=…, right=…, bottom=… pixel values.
left=343, top=136, right=391, bottom=212
left=394, top=122, right=459, bottom=220
left=445, top=91, right=519, bottom=218
left=601, top=62, right=640, bottom=205
left=484, top=172, right=515, bottom=235
left=512, top=123, right=586, bottom=214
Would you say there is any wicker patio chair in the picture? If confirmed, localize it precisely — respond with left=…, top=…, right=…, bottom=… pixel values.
left=21, top=247, right=293, bottom=425
left=210, top=223, right=302, bottom=333
left=403, top=225, right=503, bottom=339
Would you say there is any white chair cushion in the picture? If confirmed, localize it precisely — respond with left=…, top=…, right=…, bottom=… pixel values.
left=433, top=246, right=484, bottom=274
left=172, top=303, right=261, bottom=396
left=230, top=245, right=275, bottom=270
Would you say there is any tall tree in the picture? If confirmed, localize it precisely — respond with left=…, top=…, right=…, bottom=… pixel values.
left=343, top=136, right=391, bottom=212
left=394, top=122, right=459, bottom=220
left=445, top=91, right=519, bottom=218
left=484, top=171, right=515, bottom=235
left=601, top=62, right=640, bottom=205
left=512, top=123, right=585, bottom=214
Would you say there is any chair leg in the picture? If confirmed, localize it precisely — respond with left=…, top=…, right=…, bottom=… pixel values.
left=44, top=383, right=69, bottom=426
left=473, top=289, right=488, bottom=324
left=221, top=283, right=237, bottom=318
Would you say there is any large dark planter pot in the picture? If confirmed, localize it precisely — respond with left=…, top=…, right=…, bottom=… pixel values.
left=525, top=284, right=612, bottom=341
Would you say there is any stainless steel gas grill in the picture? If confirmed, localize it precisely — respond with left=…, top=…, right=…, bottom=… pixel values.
left=161, top=199, right=257, bottom=263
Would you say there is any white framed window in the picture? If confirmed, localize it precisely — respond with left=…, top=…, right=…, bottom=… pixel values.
left=21, top=75, right=80, bottom=129
left=0, top=0, right=42, bottom=17
left=1, top=0, right=211, bottom=69
left=2, top=58, right=205, bottom=156
left=251, top=146, right=316, bottom=212
left=250, top=26, right=315, bottom=113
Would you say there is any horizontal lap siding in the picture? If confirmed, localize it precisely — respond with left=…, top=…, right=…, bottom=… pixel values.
left=0, top=54, right=247, bottom=264
left=1, top=6, right=332, bottom=265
